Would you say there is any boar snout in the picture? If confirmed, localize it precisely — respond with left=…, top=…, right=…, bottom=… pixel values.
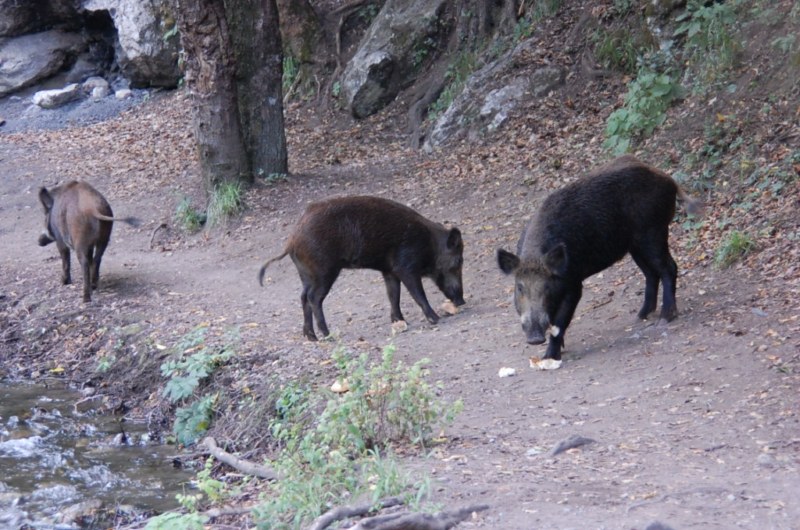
left=521, top=312, right=548, bottom=345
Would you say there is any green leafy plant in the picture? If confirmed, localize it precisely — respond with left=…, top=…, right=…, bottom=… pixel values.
left=715, top=230, right=755, bottom=268
left=253, top=343, right=461, bottom=529
left=604, top=69, right=684, bottom=154
left=175, top=197, right=206, bottom=233
left=207, top=181, right=244, bottom=227
left=675, top=0, right=742, bottom=78
left=161, top=326, right=236, bottom=445
left=144, top=512, right=207, bottom=530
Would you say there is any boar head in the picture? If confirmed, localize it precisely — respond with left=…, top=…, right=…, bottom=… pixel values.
left=497, top=244, right=569, bottom=344
left=37, top=187, right=59, bottom=247
left=435, top=227, right=466, bottom=306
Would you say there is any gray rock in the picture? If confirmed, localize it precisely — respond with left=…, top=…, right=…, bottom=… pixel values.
left=342, top=0, right=447, bottom=118
left=32, top=84, right=83, bottom=109
left=83, top=0, right=180, bottom=88
left=90, top=85, right=110, bottom=100
left=0, top=30, right=87, bottom=97
left=115, top=88, right=132, bottom=100
left=0, top=0, right=80, bottom=38
left=425, top=39, right=564, bottom=148
left=82, top=76, right=110, bottom=92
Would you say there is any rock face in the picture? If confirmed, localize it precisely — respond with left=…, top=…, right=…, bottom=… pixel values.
left=82, top=0, right=180, bottom=88
left=425, top=41, right=565, bottom=149
left=0, top=1, right=179, bottom=98
left=0, top=0, right=81, bottom=37
left=0, top=30, right=87, bottom=97
left=342, top=0, right=447, bottom=118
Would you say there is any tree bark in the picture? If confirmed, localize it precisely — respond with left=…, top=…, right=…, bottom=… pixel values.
left=174, top=0, right=250, bottom=191
left=227, top=0, right=288, bottom=180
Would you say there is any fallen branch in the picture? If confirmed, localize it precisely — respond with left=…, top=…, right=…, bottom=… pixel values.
left=308, top=496, right=404, bottom=530
left=202, top=437, right=280, bottom=481
left=347, top=504, right=489, bottom=530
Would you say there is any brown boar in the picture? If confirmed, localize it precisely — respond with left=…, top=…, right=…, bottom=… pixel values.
left=258, top=196, right=465, bottom=340
left=38, top=181, right=140, bottom=302
left=497, top=155, right=702, bottom=361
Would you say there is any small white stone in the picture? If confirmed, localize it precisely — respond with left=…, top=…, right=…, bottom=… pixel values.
left=498, top=367, right=516, bottom=378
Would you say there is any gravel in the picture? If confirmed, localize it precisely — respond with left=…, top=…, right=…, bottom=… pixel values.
left=0, top=84, right=159, bottom=135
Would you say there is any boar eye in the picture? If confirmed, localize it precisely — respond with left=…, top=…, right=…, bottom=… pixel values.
left=515, top=283, right=523, bottom=294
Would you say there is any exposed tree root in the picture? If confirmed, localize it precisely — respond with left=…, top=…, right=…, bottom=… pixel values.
left=201, top=437, right=281, bottom=481
left=343, top=503, right=489, bottom=530
left=308, top=496, right=405, bottom=530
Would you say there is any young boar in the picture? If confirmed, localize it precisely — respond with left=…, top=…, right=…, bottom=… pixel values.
left=38, top=181, right=140, bottom=302
left=258, top=195, right=465, bottom=341
left=497, top=156, right=702, bottom=361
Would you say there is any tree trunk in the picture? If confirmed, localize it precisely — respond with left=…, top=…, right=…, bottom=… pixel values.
left=174, top=0, right=250, bottom=191
left=227, top=0, right=288, bottom=179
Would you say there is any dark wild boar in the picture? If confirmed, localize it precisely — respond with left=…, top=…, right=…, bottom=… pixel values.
left=38, top=181, right=140, bottom=302
left=258, top=195, right=465, bottom=341
left=497, top=155, right=702, bottom=361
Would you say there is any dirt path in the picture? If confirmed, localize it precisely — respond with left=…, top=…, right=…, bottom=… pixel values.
left=1, top=94, right=798, bottom=529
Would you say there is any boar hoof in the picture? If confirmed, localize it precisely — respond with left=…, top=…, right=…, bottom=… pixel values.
left=391, top=320, right=408, bottom=336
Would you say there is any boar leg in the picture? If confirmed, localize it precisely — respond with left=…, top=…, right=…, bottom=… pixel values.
left=397, top=272, right=439, bottom=325
left=92, top=239, right=109, bottom=290
left=630, top=250, right=660, bottom=319
left=544, top=285, right=582, bottom=361
left=57, top=242, right=71, bottom=285
left=658, top=254, right=679, bottom=323
left=77, top=246, right=94, bottom=302
left=382, top=273, right=405, bottom=322
left=300, top=285, right=317, bottom=341
left=305, top=269, right=338, bottom=340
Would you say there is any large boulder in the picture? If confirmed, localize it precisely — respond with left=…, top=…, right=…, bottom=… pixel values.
left=0, top=30, right=87, bottom=97
left=425, top=41, right=565, bottom=149
left=82, top=0, right=180, bottom=88
left=0, top=0, right=81, bottom=37
left=342, top=0, right=447, bottom=118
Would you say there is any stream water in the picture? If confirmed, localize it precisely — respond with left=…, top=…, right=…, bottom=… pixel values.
left=0, top=381, right=193, bottom=529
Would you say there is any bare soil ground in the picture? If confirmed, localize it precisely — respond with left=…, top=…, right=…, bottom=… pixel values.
left=2, top=2, right=800, bottom=526
left=1, top=90, right=798, bottom=529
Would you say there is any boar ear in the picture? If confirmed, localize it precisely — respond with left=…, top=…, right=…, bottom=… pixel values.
left=544, top=243, right=568, bottom=277
left=39, top=187, right=54, bottom=211
left=446, top=227, right=463, bottom=250
left=497, top=249, right=520, bottom=275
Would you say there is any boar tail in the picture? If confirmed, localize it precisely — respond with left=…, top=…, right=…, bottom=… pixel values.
left=676, top=187, right=704, bottom=217
left=258, top=250, right=289, bottom=286
left=94, top=213, right=143, bottom=228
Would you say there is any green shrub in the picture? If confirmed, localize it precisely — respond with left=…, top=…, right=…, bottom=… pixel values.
left=207, top=181, right=244, bottom=227
left=282, top=54, right=298, bottom=93
left=175, top=197, right=206, bottom=233
left=675, top=0, right=742, bottom=78
left=253, top=343, right=460, bottom=529
left=715, top=230, right=755, bottom=268
left=604, top=69, right=684, bottom=154
left=429, top=51, right=477, bottom=119
left=160, top=326, right=236, bottom=446
left=594, top=28, right=647, bottom=74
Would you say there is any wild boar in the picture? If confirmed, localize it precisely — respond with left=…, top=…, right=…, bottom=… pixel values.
left=38, top=181, right=140, bottom=302
left=497, top=155, right=702, bottom=361
left=258, top=195, right=465, bottom=341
